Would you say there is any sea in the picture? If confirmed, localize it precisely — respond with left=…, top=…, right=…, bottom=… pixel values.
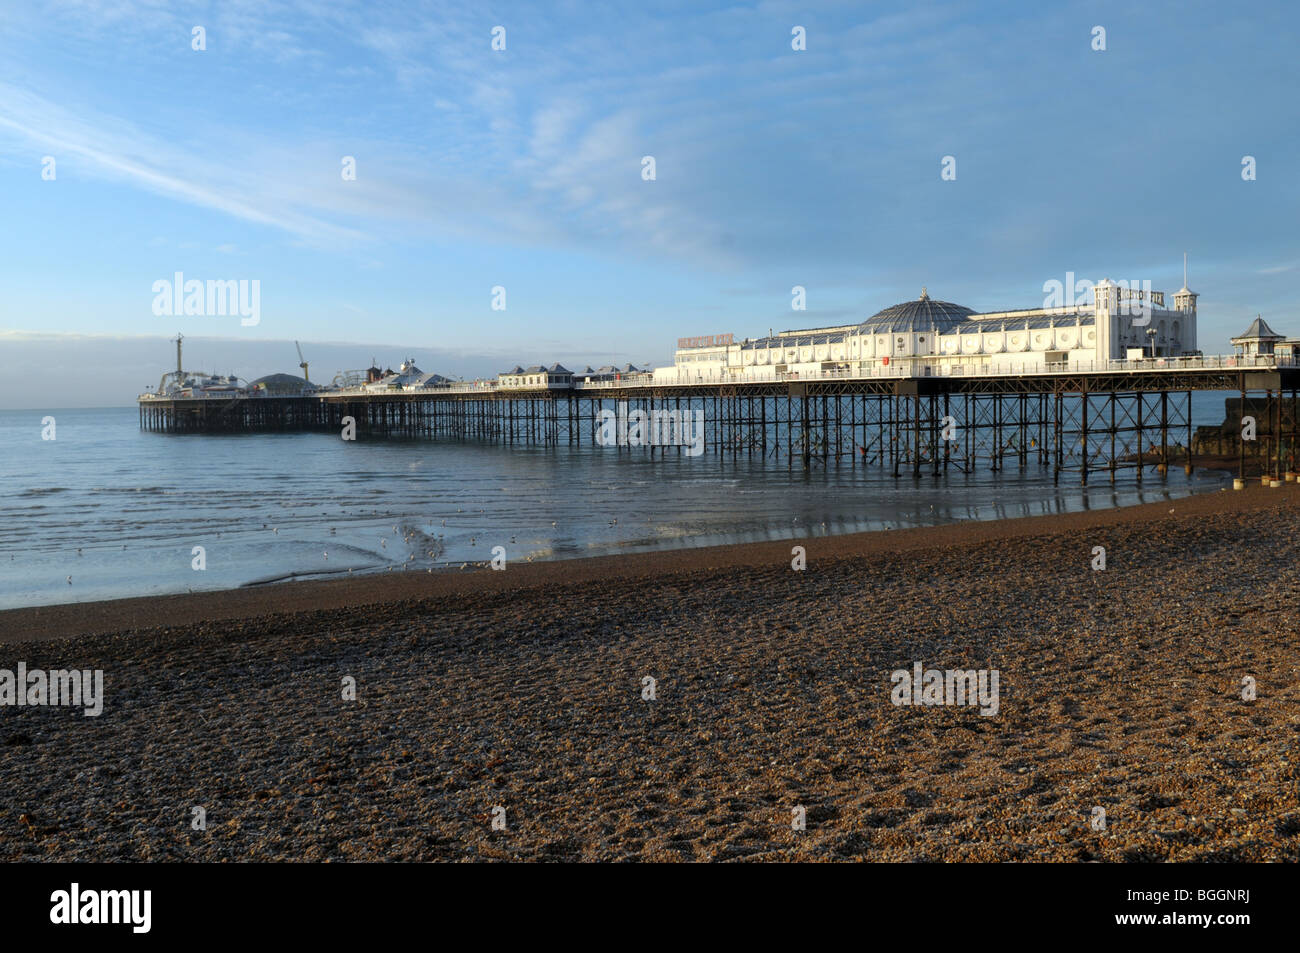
left=0, top=395, right=1238, bottom=610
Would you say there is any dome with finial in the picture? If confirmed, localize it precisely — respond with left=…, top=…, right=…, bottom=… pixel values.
left=859, top=289, right=974, bottom=334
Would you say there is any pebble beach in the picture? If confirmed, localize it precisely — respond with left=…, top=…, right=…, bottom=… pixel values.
left=1, top=485, right=1298, bottom=862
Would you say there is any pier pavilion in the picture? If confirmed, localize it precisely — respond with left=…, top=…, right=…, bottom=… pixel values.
left=661, top=278, right=1197, bottom=386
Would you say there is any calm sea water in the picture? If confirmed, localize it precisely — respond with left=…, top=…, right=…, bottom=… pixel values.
left=0, top=397, right=1235, bottom=610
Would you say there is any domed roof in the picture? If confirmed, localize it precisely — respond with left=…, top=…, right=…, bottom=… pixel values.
left=249, top=372, right=315, bottom=394
left=860, top=288, right=974, bottom=333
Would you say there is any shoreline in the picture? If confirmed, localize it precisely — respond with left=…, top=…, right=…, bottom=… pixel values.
left=0, top=477, right=1284, bottom=645
left=2, top=480, right=1297, bottom=860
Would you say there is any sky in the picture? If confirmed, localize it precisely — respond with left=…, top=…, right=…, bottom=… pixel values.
left=1, top=0, right=1298, bottom=407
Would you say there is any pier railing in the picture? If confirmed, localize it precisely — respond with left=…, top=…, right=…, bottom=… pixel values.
left=643, top=353, right=1293, bottom=387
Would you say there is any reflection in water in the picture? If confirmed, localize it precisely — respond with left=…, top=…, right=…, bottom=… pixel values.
left=0, top=406, right=1229, bottom=609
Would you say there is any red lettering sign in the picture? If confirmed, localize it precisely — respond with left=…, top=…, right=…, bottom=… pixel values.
left=677, top=333, right=735, bottom=349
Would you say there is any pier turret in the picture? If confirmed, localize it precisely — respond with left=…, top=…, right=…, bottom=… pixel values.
left=1174, top=255, right=1197, bottom=315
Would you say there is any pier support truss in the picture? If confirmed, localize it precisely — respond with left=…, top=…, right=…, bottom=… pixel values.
left=139, top=369, right=1300, bottom=484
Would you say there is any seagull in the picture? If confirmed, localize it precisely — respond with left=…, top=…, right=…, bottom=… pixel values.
left=67, top=576, right=72, bottom=584
left=380, top=539, right=387, bottom=548
left=323, top=551, right=328, bottom=560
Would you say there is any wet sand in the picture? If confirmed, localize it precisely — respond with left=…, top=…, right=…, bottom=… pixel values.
left=1, top=485, right=1298, bottom=861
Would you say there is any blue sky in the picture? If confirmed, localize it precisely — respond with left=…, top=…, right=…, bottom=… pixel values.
left=1, top=0, right=1298, bottom=405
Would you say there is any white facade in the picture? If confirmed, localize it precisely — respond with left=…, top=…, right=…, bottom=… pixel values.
left=657, top=280, right=1200, bottom=384
left=499, top=363, right=574, bottom=389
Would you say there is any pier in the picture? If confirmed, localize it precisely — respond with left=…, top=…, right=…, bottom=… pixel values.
left=139, top=357, right=1300, bottom=485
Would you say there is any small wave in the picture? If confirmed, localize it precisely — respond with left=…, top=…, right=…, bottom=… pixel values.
left=18, top=487, right=71, bottom=497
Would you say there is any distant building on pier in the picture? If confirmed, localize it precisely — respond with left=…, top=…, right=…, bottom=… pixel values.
left=499, top=363, right=574, bottom=389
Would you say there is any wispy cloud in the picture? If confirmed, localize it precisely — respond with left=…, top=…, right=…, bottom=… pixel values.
left=0, top=84, right=366, bottom=244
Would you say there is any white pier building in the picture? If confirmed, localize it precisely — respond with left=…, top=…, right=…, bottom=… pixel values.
left=657, top=277, right=1199, bottom=384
